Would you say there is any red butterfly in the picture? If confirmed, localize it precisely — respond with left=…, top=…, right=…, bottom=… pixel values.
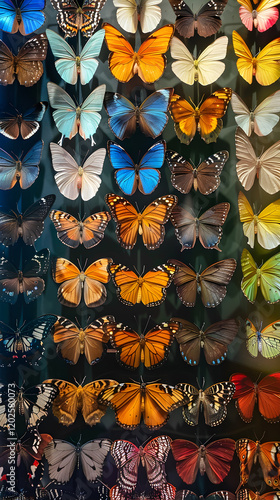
left=236, top=439, right=280, bottom=489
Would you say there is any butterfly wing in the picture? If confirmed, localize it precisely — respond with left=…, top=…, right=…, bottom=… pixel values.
left=103, top=23, right=137, bottom=82
left=141, top=321, right=178, bottom=369
left=140, top=195, right=177, bottom=250
left=171, top=439, right=200, bottom=484
left=143, top=435, right=172, bottom=488
left=166, top=150, right=194, bottom=194
left=175, top=383, right=200, bottom=426
left=168, top=259, right=197, bottom=307
left=203, top=319, right=238, bottom=365
left=104, top=92, right=137, bottom=140
left=0, top=40, right=15, bottom=85
left=140, top=264, right=176, bottom=306
left=137, top=140, right=165, bottom=194
left=135, top=25, right=174, bottom=83
left=14, top=34, right=48, bottom=87
left=238, top=191, right=255, bottom=248
left=18, top=194, right=55, bottom=246
left=232, top=30, right=254, bottom=83
left=259, top=253, right=280, bottom=303
left=81, top=379, right=117, bottom=425
left=170, top=205, right=197, bottom=250
left=253, top=90, right=280, bottom=136
left=236, top=439, right=257, bottom=487
left=169, top=0, right=228, bottom=38
left=247, top=319, right=280, bottom=359
left=105, top=193, right=140, bottom=249
left=43, top=379, right=79, bottom=426
left=50, top=143, right=80, bottom=200
left=47, top=82, right=78, bottom=139
left=113, top=0, right=138, bottom=33
left=108, top=141, right=138, bottom=195
left=235, top=127, right=259, bottom=190
left=79, top=147, right=105, bottom=200
left=173, top=319, right=202, bottom=365
left=257, top=373, right=280, bottom=422
left=50, top=210, right=110, bottom=248
left=241, top=249, right=259, bottom=303
left=204, top=439, right=235, bottom=483
left=79, top=84, right=105, bottom=140
left=259, top=442, right=280, bottom=488
left=203, top=382, right=235, bottom=426
left=230, top=373, right=255, bottom=422
left=20, top=140, right=43, bottom=189
left=231, top=91, right=252, bottom=135
left=138, top=88, right=174, bottom=138
left=197, top=202, right=230, bottom=251
left=23, top=383, right=58, bottom=428
left=199, top=258, right=237, bottom=308
left=139, top=0, right=162, bottom=32
left=84, top=258, right=112, bottom=307
left=255, top=37, right=280, bottom=85
left=106, top=322, right=142, bottom=369
left=198, top=88, right=232, bottom=143
left=109, top=264, right=140, bottom=305
left=18, top=102, right=47, bottom=140
left=111, top=440, right=140, bottom=492
left=46, top=29, right=77, bottom=84
left=98, top=382, right=142, bottom=429
left=0, top=258, right=20, bottom=304
left=44, top=440, right=77, bottom=483
left=80, top=439, right=111, bottom=481
left=52, top=316, right=84, bottom=364
left=79, top=29, right=105, bottom=83
left=52, top=258, right=82, bottom=307
left=169, top=94, right=197, bottom=145
left=144, top=383, right=187, bottom=428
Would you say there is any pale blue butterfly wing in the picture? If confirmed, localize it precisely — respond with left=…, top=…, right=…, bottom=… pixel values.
left=0, top=0, right=45, bottom=35
left=138, top=141, right=165, bottom=194
left=47, top=82, right=78, bottom=139
left=79, top=29, right=105, bottom=85
left=79, top=84, right=106, bottom=140
left=104, top=93, right=137, bottom=140
left=138, top=88, right=173, bottom=138
left=0, top=141, right=43, bottom=190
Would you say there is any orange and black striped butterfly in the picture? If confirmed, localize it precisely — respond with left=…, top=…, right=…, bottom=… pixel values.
left=105, top=193, right=177, bottom=250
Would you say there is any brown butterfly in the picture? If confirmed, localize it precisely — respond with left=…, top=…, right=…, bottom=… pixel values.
left=236, top=439, right=280, bottom=489
left=0, top=102, right=48, bottom=140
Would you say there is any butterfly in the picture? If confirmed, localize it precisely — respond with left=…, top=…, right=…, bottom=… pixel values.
left=113, top=0, right=162, bottom=33
left=170, top=36, right=228, bottom=86
left=231, top=90, right=280, bottom=137
left=235, top=439, right=280, bottom=489
left=46, top=29, right=105, bottom=85
left=52, top=315, right=114, bottom=365
left=166, top=150, right=229, bottom=195
left=230, top=372, right=280, bottom=423
left=52, top=257, right=112, bottom=308
left=98, top=380, right=187, bottom=429
left=175, top=381, right=235, bottom=426
left=0, top=141, right=43, bottom=191
left=171, top=438, right=235, bottom=484
left=104, top=319, right=179, bottom=369
left=0, top=102, right=47, bottom=140
left=103, top=23, right=174, bottom=83
left=176, top=491, right=236, bottom=500
left=232, top=31, right=280, bottom=85
left=238, top=191, right=280, bottom=249
left=110, top=484, right=176, bottom=500
left=168, top=258, right=237, bottom=307
left=0, top=0, right=45, bottom=35
left=170, top=202, right=230, bottom=251
left=49, top=0, right=107, bottom=37
left=0, top=314, right=57, bottom=365
left=44, top=438, right=111, bottom=483
left=173, top=318, right=238, bottom=365
left=47, top=82, right=105, bottom=141
left=0, top=194, right=55, bottom=247
left=0, top=382, right=58, bottom=429
left=236, top=490, right=280, bottom=500
left=110, top=262, right=176, bottom=306
left=241, top=248, right=280, bottom=303
left=168, top=0, right=228, bottom=38
left=108, top=140, right=165, bottom=195
left=235, top=128, right=280, bottom=194
left=238, top=0, right=280, bottom=32
left=110, top=436, right=171, bottom=493
left=106, top=194, right=177, bottom=250
left=245, top=318, right=280, bottom=358
left=104, top=88, right=174, bottom=140
left=0, top=248, right=49, bottom=305
left=170, top=88, right=232, bottom=145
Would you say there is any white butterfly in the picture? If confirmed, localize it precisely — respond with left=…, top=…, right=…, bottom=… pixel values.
left=235, top=127, right=280, bottom=194
left=170, top=36, right=228, bottom=86
left=50, top=143, right=106, bottom=201
left=113, top=0, right=162, bottom=33
left=231, top=90, right=280, bottom=136
left=44, top=438, right=111, bottom=483
left=46, top=29, right=105, bottom=85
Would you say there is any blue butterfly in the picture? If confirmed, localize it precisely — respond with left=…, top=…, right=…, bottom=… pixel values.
left=104, top=88, right=174, bottom=141
left=0, top=0, right=45, bottom=35
left=108, top=140, right=166, bottom=195
left=0, top=141, right=43, bottom=190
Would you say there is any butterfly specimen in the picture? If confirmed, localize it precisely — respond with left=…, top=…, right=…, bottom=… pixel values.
left=106, top=194, right=177, bottom=250
left=0, top=382, right=58, bottom=428
left=236, top=439, right=280, bottom=489
left=113, top=0, right=162, bottom=33
left=52, top=257, right=112, bottom=308
left=110, top=262, right=176, bottom=306
left=170, top=88, right=232, bottom=145
left=168, top=0, right=228, bottom=38
left=49, top=0, right=106, bottom=37
left=44, top=438, right=111, bottom=483
left=0, top=141, right=43, bottom=190
left=171, top=438, right=235, bottom=484
left=174, top=318, right=238, bottom=365
left=108, top=140, right=165, bottom=195
left=231, top=90, right=280, bottom=136
left=241, top=248, right=280, bottom=303
left=0, top=0, right=45, bottom=35
left=170, top=202, right=230, bottom=251
left=232, top=31, right=280, bottom=85
left=238, top=0, right=280, bottom=31
left=98, top=380, right=187, bottom=429
left=166, top=150, right=229, bottom=195
left=52, top=315, right=114, bottom=365
left=245, top=318, right=280, bottom=358
left=111, top=436, right=171, bottom=493
left=0, top=314, right=57, bottom=365
left=168, top=258, right=237, bottom=307
left=103, top=23, right=174, bottom=83
left=175, top=381, right=235, bottom=426
left=111, top=484, right=176, bottom=500
left=235, top=128, right=280, bottom=194
left=238, top=192, right=280, bottom=249
left=0, top=194, right=55, bottom=247
left=176, top=491, right=235, bottom=500
left=230, top=372, right=280, bottom=423
left=0, top=248, right=49, bottom=304
left=46, top=29, right=105, bottom=85
left=47, top=83, right=105, bottom=140
left=0, top=102, right=47, bottom=140
left=104, top=319, right=179, bottom=369
left=104, top=88, right=174, bottom=140
left=170, top=36, right=228, bottom=85
left=236, top=491, right=280, bottom=500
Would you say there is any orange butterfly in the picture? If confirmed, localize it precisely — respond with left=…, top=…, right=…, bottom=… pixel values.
left=103, top=23, right=174, bottom=83
left=236, top=438, right=280, bottom=489
left=98, top=380, right=187, bottom=429
left=105, top=193, right=177, bottom=250
left=52, top=257, right=112, bottom=307
left=169, top=88, right=232, bottom=145
left=110, top=262, right=176, bottom=306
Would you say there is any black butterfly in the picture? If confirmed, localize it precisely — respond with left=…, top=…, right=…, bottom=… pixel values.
left=168, top=0, right=228, bottom=38
left=0, top=102, right=48, bottom=140
left=49, top=0, right=107, bottom=37
left=0, top=249, right=49, bottom=304
left=0, top=314, right=57, bottom=364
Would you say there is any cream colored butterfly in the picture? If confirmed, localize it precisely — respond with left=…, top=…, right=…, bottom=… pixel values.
left=231, top=90, right=280, bottom=136
left=113, top=0, right=162, bottom=33
left=170, top=36, right=228, bottom=86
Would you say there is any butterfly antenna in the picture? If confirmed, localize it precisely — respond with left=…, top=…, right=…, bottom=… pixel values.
left=96, top=480, right=109, bottom=490
left=204, top=434, right=215, bottom=446
left=133, top=265, right=140, bottom=276
left=73, top=377, right=79, bottom=386
left=135, top=201, right=140, bottom=212
left=81, top=376, right=86, bottom=386
left=84, top=258, right=88, bottom=271
left=75, top=316, right=81, bottom=328
left=256, top=372, right=262, bottom=383
left=196, top=377, right=201, bottom=389
left=140, top=265, right=146, bottom=277
left=142, top=315, right=151, bottom=335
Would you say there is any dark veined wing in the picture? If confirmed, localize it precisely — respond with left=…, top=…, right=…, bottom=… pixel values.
left=167, top=259, right=197, bottom=307
left=168, top=0, right=228, bottom=38
left=49, top=0, right=107, bottom=37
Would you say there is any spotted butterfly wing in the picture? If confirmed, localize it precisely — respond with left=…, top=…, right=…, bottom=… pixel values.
left=235, top=439, right=280, bottom=489
left=49, top=0, right=107, bottom=37
left=168, top=0, right=228, bottom=38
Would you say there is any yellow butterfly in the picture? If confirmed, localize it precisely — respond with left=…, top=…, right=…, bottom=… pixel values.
left=241, top=248, right=280, bottom=303
left=238, top=191, right=280, bottom=249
